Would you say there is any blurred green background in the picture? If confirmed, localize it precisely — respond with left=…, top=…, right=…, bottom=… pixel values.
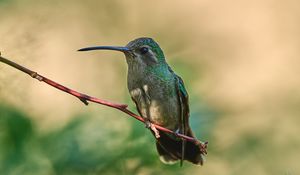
left=0, top=0, right=299, bottom=174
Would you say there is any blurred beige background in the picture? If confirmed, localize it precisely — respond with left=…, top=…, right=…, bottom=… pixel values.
left=0, top=0, right=299, bottom=174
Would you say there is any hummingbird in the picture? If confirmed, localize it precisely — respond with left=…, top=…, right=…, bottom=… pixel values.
left=78, top=37, right=205, bottom=165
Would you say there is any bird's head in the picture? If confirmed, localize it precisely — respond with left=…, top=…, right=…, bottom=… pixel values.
left=78, top=37, right=166, bottom=67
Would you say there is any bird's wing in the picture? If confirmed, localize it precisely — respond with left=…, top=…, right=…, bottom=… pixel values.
left=131, top=97, right=143, bottom=117
left=168, top=65, right=190, bottom=133
left=174, top=73, right=190, bottom=166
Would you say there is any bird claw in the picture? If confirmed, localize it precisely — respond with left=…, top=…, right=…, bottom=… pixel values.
left=145, top=120, right=160, bottom=138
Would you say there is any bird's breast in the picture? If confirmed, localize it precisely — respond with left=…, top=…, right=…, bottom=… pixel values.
left=128, top=72, right=179, bottom=130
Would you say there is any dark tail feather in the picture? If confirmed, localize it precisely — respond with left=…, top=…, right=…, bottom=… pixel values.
left=155, top=129, right=205, bottom=165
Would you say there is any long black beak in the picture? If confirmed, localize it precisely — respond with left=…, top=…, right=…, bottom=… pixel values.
left=77, top=46, right=130, bottom=52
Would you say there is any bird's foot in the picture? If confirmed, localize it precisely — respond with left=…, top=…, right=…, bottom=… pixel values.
left=145, top=120, right=160, bottom=138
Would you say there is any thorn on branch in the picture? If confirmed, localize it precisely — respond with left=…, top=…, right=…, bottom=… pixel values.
left=79, top=98, right=89, bottom=105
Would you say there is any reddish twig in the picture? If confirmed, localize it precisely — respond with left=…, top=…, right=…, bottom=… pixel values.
left=0, top=53, right=208, bottom=152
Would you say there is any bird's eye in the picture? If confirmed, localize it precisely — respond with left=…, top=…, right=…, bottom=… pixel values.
left=140, top=47, right=149, bottom=54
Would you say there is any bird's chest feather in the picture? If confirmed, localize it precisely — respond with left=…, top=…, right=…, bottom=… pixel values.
left=127, top=68, right=179, bottom=130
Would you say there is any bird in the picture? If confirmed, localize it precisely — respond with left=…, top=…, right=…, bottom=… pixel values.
left=78, top=37, right=205, bottom=165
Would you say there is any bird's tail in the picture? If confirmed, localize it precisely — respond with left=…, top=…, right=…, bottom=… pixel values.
left=155, top=128, right=205, bottom=165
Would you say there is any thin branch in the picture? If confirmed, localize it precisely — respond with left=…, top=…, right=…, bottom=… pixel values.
left=0, top=53, right=208, bottom=153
